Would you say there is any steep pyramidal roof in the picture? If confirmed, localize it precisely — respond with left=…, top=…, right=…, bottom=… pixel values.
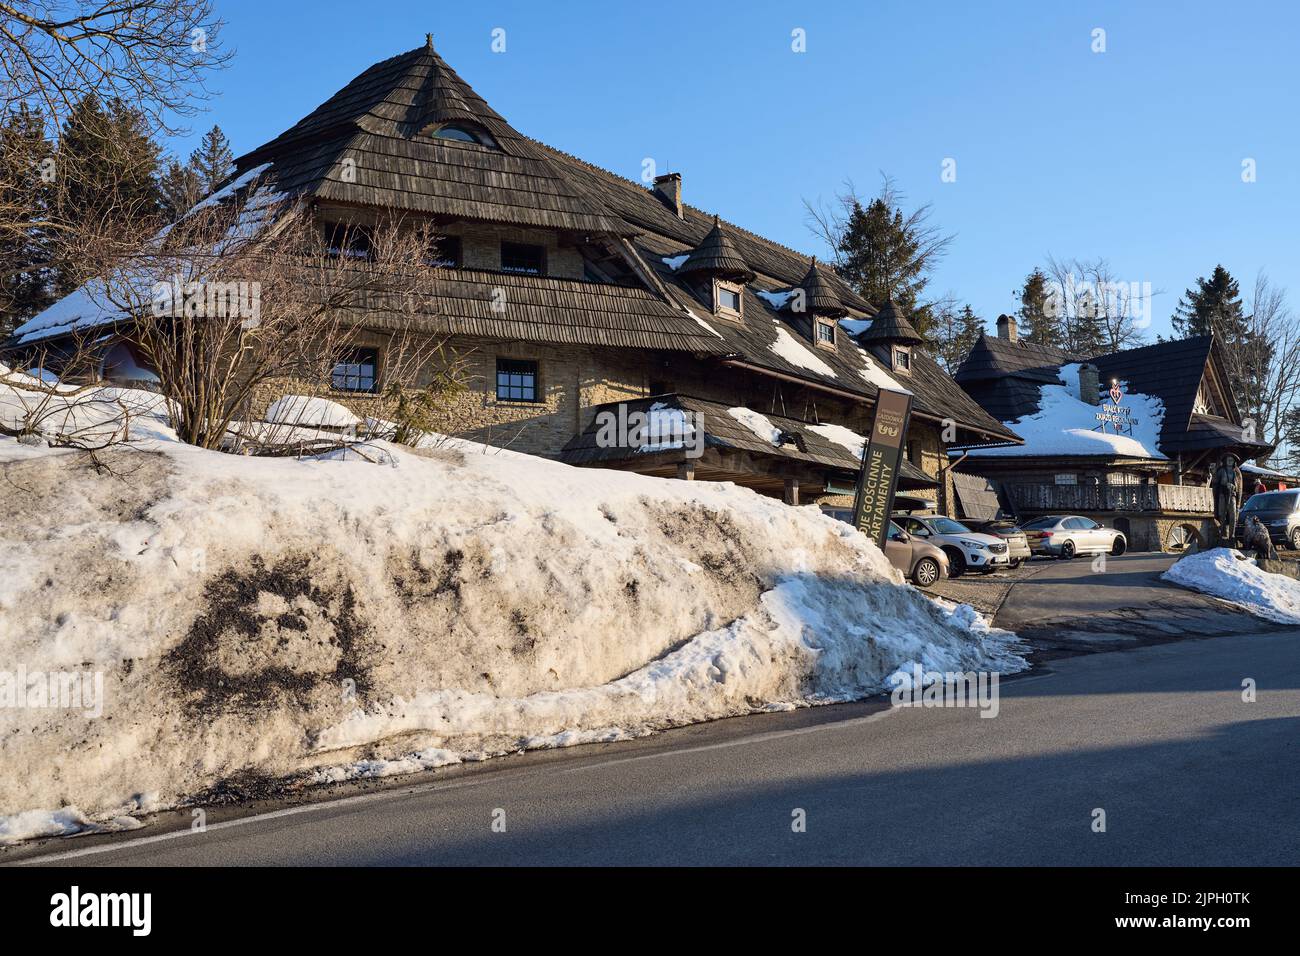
left=856, top=297, right=923, bottom=345
left=795, top=259, right=848, bottom=317
left=238, top=40, right=634, bottom=235
left=677, top=216, right=755, bottom=281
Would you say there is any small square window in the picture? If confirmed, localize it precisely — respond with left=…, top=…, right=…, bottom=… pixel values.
left=501, top=242, right=545, bottom=275
left=894, top=348, right=912, bottom=371
left=332, top=347, right=378, bottom=393
left=817, top=321, right=836, bottom=344
left=716, top=285, right=742, bottom=313
left=425, top=235, right=461, bottom=268
left=496, top=358, right=539, bottom=402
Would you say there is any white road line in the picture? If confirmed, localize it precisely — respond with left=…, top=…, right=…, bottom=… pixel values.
left=14, top=702, right=914, bottom=865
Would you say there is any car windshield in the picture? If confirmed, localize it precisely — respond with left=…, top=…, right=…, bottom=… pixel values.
left=1243, top=491, right=1298, bottom=512
left=928, top=517, right=970, bottom=534
left=1021, top=517, right=1060, bottom=530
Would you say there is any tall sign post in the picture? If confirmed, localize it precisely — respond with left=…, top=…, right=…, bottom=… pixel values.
left=852, top=388, right=914, bottom=549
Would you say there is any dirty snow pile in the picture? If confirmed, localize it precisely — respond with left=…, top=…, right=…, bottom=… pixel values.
left=970, top=364, right=1165, bottom=459
left=0, top=379, right=1025, bottom=842
left=1163, top=548, right=1300, bottom=624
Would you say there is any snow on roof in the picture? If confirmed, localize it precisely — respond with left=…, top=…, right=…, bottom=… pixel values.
left=681, top=307, right=723, bottom=338
left=967, top=363, right=1166, bottom=459
left=11, top=165, right=281, bottom=347
left=661, top=254, right=688, bottom=271
left=727, top=406, right=782, bottom=445
left=638, top=401, right=696, bottom=452
left=853, top=345, right=909, bottom=394
left=769, top=324, right=836, bottom=377
left=808, top=422, right=866, bottom=457
left=1242, top=463, right=1288, bottom=477
left=756, top=289, right=792, bottom=310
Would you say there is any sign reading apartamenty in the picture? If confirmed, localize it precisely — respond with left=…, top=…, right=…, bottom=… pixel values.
left=853, top=388, right=914, bottom=550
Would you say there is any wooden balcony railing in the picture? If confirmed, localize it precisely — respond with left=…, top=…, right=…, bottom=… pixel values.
left=1006, top=482, right=1214, bottom=515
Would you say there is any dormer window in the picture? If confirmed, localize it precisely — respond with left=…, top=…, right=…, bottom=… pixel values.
left=430, top=124, right=500, bottom=149
left=893, top=346, right=912, bottom=373
left=714, top=280, right=743, bottom=316
left=816, top=319, right=837, bottom=347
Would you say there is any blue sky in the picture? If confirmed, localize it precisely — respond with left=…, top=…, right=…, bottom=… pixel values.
left=170, top=0, right=1300, bottom=340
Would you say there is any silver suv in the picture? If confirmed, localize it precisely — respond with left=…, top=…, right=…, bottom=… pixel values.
left=898, top=514, right=1011, bottom=576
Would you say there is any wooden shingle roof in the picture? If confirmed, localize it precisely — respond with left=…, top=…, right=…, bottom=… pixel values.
left=237, top=42, right=635, bottom=236
left=954, top=331, right=1272, bottom=458
left=856, top=298, right=923, bottom=345
left=348, top=268, right=733, bottom=354
left=1091, top=335, right=1268, bottom=456
left=796, top=259, right=849, bottom=317
left=560, top=392, right=935, bottom=484
left=677, top=217, right=755, bottom=282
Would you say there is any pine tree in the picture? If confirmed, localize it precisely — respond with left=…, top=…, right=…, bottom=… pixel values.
left=188, top=125, right=234, bottom=195
left=51, top=95, right=162, bottom=293
left=1171, top=265, right=1263, bottom=416
left=1070, top=286, right=1106, bottom=357
left=818, top=177, right=952, bottom=343
left=957, top=304, right=985, bottom=356
left=1172, top=265, right=1247, bottom=340
left=929, top=302, right=985, bottom=372
left=0, top=105, right=55, bottom=336
left=1017, top=267, right=1063, bottom=348
left=159, top=158, right=203, bottom=221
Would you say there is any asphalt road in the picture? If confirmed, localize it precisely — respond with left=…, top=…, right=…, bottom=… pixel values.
left=18, top=623, right=1300, bottom=866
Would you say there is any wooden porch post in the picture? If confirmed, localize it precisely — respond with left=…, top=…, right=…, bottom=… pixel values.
left=676, top=461, right=695, bottom=481
left=784, top=478, right=800, bottom=505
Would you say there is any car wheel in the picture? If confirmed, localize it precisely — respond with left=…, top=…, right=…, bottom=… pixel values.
left=912, top=556, right=940, bottom=588
left=1008, top=558, right=1023, bottom=569
left=1060, top=540, right=1075, bottom=559
left=944, top=547, right=966, bottom=577
left=1290, top=527, right=1300, bottom=552
left=1110, top=535, right=1126, bottom=556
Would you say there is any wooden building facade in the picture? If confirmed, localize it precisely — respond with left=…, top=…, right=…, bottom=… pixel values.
left=952, top=315, right=1271, bottom=551
left=10, top=38, right=1019, bottom=515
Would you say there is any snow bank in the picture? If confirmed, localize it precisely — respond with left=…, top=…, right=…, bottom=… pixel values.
left=0, top=385, right=1025, bottom=840
left=264, top=395, right=360, bottom=428
left=1163, top=548, right=1300, bottom=623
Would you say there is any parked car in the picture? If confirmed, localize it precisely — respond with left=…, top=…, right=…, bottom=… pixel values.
left=1238, top=490, right=1300, bottom=550
left=1019, top=515, right=1127, bottom=558
left=884, top=520, right=949, bottom=588
left=962, top=519, right=1032, bottom=568
left=896, top=514, right=1012, bottom=576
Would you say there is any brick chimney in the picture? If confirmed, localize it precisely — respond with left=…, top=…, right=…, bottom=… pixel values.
left=1078, top=363, right=1100, bottom=405
left=996, top=313, right=1018, bottom=342
left=653, top=173, right=683, bottom=218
